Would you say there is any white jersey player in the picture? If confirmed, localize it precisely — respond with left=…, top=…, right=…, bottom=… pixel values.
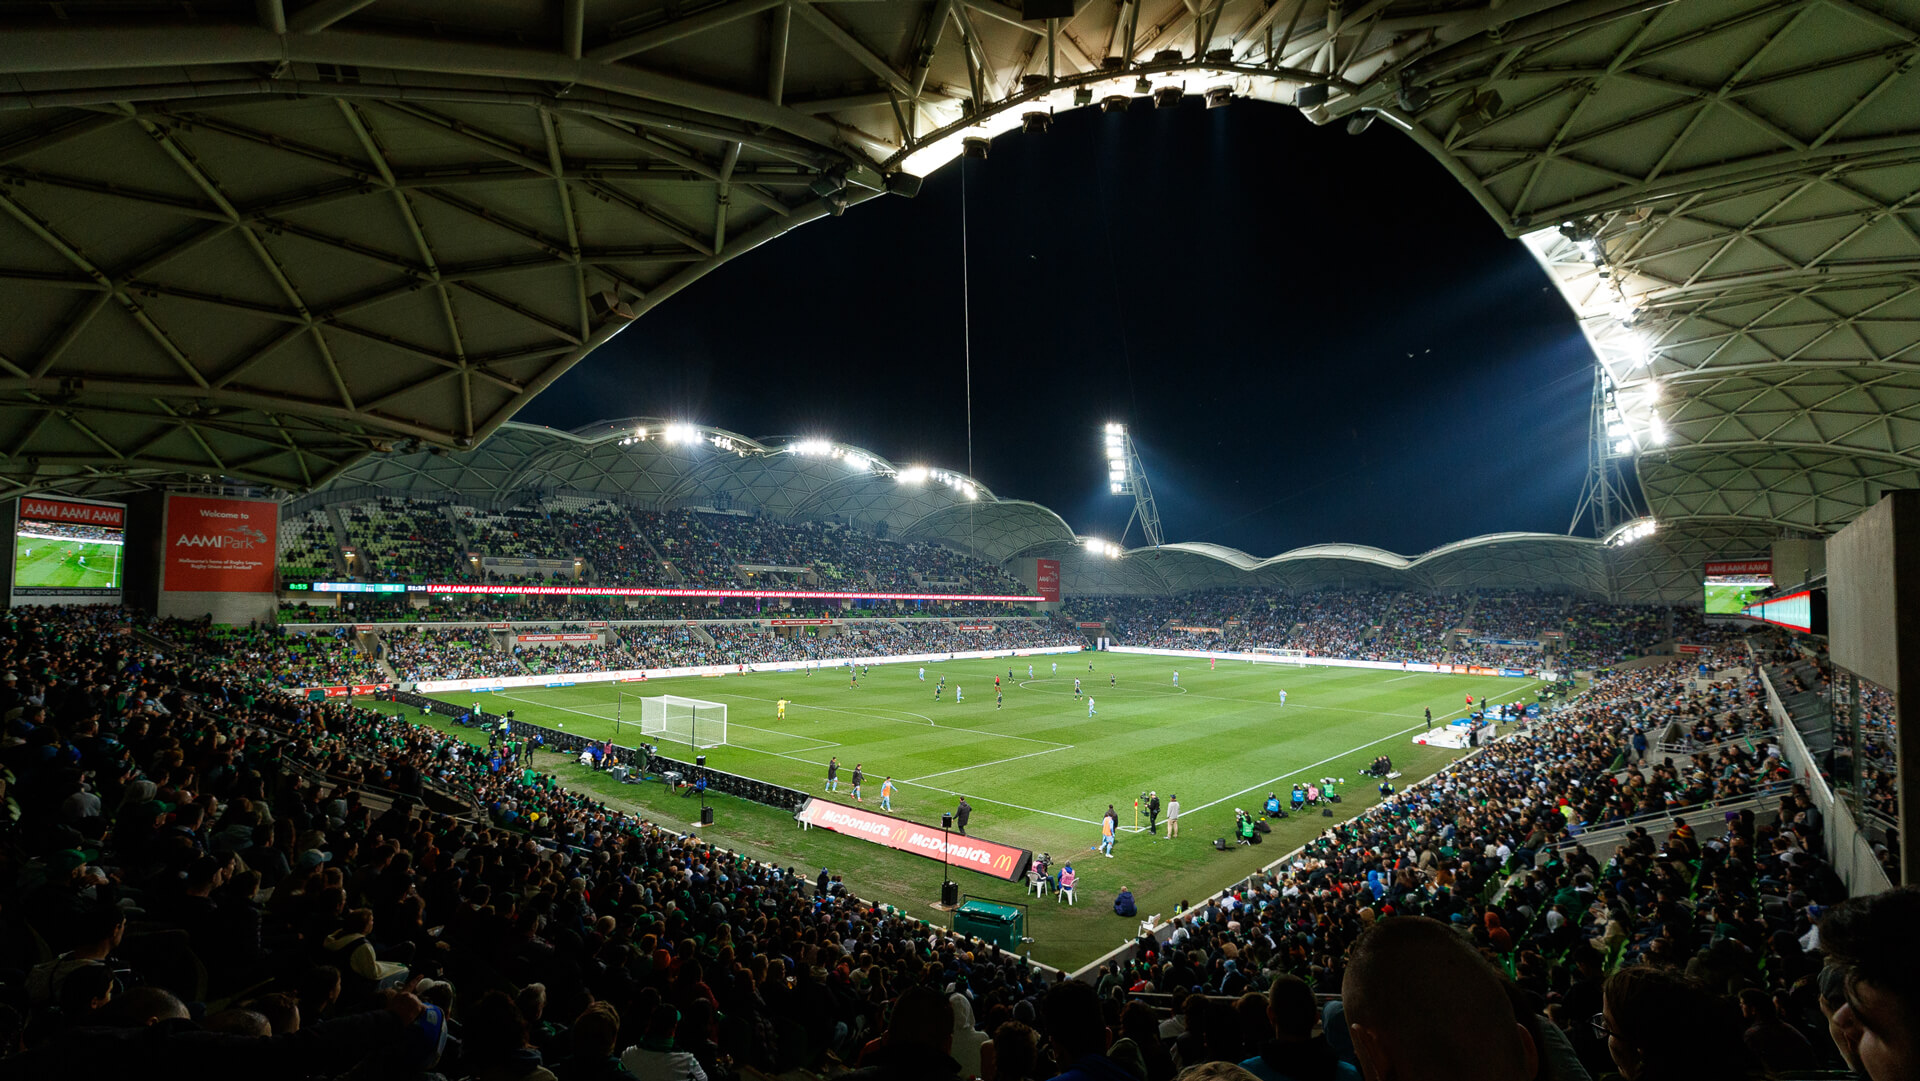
left=1172, top=670, right=1179, bottom=687
left=1279, top=690, right=1288, bottom=706
left=919, top=667, right=925, bottom=681
left=1087, top=696, right=1096, bottom=717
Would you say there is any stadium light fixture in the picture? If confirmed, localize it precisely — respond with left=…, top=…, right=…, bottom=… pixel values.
left=791, top=439, right=832, bottom=457
left=1605, top=517, right=1658, bottom=547
left=1648, top=416, right=1668, bottom=445
left=663, top=423, right=698, bottom=445
left=1612, top=439, right=1632, bottom=455
left=897, top=466, right=928, bottom=484
left=1083, top=537, right=1122, bottom=558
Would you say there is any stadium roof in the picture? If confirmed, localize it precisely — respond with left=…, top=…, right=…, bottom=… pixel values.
left=3, top=0, right=1914, bottom=546
left=310, top=417, right=1739, bottom=600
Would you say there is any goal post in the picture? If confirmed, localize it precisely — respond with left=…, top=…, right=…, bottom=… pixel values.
left=624, top=693, right=729, bottom=750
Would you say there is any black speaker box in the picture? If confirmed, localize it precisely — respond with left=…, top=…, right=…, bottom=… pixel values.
left=1214, top=838, right=1228, bottom=851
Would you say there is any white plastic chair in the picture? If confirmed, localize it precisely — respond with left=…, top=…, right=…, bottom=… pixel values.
left=1057, top=882, right=1076, bottom=905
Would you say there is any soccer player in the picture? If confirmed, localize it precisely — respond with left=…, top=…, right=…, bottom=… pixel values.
left=850, top=763, right=864, bottom=802
left=849, top=671, right=857, bottom=690
left=880, top=776, right=895, bottom=811
left=1051, top=661, right=1057, bottom=674
left=933, top=684, right=942, bottom=702
left=825, top=757, right=839, bottom=792
left=955, top=686, right=963, bottom=702
left=1172, top=670, right=1178, bottom=687
left=1073, top=678, right=1081, bottom=698
left=1279, top=690, right=1288, bottom=706
left=777, top=698, right=787, bottom=720
left=994, top=675, right=1001, bottom=691
left=996, top=690, right=1003, bottom=710
left=1027, top=664, right=1033, bottom=678
left=1109, top=674, right=1115, bottom=687
left=1423, top=706, right=1432, bottom=732
left=919, top=667, right=925, bottom=681
left=1099, top=810, right=1115, bottom=857
left=1087, top=696, right=1096, bottom=718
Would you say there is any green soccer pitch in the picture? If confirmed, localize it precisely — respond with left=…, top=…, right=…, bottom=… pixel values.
left=12, top=535, right=121, bottom=589
left=425, top=651, right=1537, bottom=970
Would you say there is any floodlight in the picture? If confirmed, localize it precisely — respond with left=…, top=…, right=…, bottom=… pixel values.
left=898, top=466, right=928, bottom=484
left=1074, top=86, right=1093, bottom=106
left=1110, top=482, right=1123, bottom=494
left=1106, top=422, right=1124, bottom=434
left=1612, top=439, right=1632, bottom=454
left=1205, top=87, right=1232, bottom=109
left=844, top=453, right=868, bottom=471
left=1133, top=76, right=1152, bottom=95
left=663, top=423, right=698, bottom=445
left=962, top=137, right=990, bottom=160
left=1101, top=95, right=1129, bottom=113
left=1649, top=417, right=1668, bottom=445
left=1021, top=111, right=1051, bottom=134
left=1607, top=422, right=1626, bottom=438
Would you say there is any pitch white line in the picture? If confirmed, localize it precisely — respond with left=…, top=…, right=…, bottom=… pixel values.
left=490, top=690, right=842, bottom=754
left=1180, top=681, right=1542, bottom=819
left=712, top=691, right=1071, bottom=748
left=1383, top=674, right=1419, bottom=682
left=905, top=743, right=1075, bottom=782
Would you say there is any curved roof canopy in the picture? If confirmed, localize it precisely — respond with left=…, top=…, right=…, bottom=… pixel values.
left=3, top=0, right=1914, bottom=546
left=317, top=419, right=1752, bottom=601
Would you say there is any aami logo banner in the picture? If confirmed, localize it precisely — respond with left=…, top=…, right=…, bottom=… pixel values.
left=1036, top=558, right=1060, bottom=602
left=19, top=497, right=125, bottom=528
left=793, top=799, right=1031, bottom=881
left=162, top=495, right=279, bottom=593
left=1705, top=559, right=1772, bottom=577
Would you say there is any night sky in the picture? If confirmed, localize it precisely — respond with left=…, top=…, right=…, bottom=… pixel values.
left=521, top=100, right=1595, bottom=557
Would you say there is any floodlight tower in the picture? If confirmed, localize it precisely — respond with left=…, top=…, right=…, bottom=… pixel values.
left=1103, top=423, right=1164, bottom=548
left=1568, top=366, right=1641, bottom=537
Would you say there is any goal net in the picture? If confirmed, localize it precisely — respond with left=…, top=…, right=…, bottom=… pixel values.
left=633, top=694, right=729, bottom=749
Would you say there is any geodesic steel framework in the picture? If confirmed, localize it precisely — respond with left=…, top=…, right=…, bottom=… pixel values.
left=2, top=0, right=1914, bottom=563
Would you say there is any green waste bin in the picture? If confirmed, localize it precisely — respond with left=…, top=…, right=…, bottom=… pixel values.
left=952, top=900, right=1023, bottom=951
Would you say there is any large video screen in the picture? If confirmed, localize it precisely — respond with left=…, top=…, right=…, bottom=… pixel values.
left=13, top=496, right=126, bottom=597
left=1702, top=558, right=1771, bottom=620
left=1704, top=575, right=1771, bottom=616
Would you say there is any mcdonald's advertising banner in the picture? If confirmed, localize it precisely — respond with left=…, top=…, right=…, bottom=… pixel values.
left=794, top=799, right=1031, bottom=881
left=162, top=494, right=279, bottom=593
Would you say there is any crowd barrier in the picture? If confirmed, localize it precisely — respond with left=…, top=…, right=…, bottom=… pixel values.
left=384, top=688, right=812, bottom=814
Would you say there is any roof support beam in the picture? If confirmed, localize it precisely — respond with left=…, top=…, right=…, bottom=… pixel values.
left=0, top=26, right=860, bottom=162
left=791, top=2, right=913, bottom=97
left=287, top=0, right=381, bottom=34
left=590, top=0, right=785, bottom=62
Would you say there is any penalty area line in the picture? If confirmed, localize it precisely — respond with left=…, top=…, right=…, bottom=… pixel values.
left=903, top=743, right=1075, bottom=783
left=1182, top=680, right=1542, bottom=820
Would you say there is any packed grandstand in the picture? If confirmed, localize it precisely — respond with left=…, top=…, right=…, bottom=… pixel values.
left=2, top=425, right=1900, bottom=1081
left=3, top=584, right=1906, bottom=1081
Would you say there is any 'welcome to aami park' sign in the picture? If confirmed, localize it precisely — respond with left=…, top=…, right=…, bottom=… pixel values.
left=794, top=799, right=1031, bottom=881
